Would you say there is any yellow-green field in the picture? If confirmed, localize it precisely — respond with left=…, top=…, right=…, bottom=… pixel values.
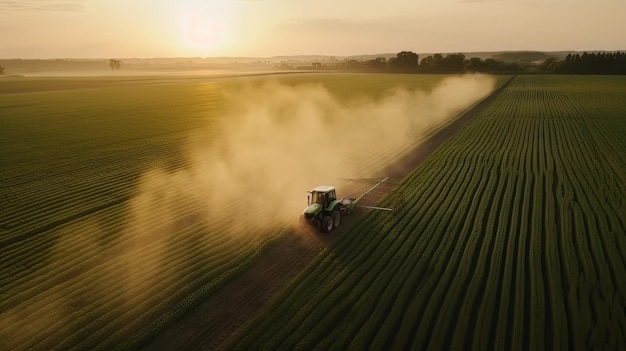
left=225, top=75, right=626, bottom=351
left=3, top=74, right=623, bottom=351
left=1, top=73, right=503, bottom=350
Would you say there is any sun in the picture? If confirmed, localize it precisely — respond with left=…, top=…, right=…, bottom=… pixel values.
left=184, top=14, right=225, bottom=51
left=178, top=1, right=239, bottom=55
left=185, top=16, right=225, bottom=50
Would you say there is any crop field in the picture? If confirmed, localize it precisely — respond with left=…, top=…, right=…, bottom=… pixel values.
left=0, top=73, right=504, bottom=350
left=224, top=75, right=626, bottom=350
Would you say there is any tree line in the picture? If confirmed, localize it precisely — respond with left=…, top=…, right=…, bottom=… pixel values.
left=298, top=51, right=626, bottom=75
left=541, top=52, right=626, bottom=74
left=298, top=51, right=519, bottom=74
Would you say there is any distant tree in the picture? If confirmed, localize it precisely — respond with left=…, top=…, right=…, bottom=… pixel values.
left=365, top=57, right=387, bottom=72
left=432, top=53, right=443, bottom=71
left=109, top=59, right=121, bottom=71
left=484, top=59, right=501, bottom=71
left=547, top=51, right=626, bottom=74
left=421, top=53, right=464, bottom=73
left=340, top=59, right=363, bottom=70
left=419, top=55, right=434, bottom=72
left=387, top=57, right=397, bottom=70
left=420, top=53, right=443, bottom=72
left=539, top=57, right=558, bottom=71
left=465, top=57, right=484, bottom=72
left=459, top=56, right=521, bottom=73
left=444, top=53, right=465, bottom=73
left=0, top=65, right=4, bottom=75
left=389, top=51, right=419, bottom=72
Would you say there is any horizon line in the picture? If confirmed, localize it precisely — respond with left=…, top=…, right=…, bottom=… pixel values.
left=2, top=49, right=626, bottom=61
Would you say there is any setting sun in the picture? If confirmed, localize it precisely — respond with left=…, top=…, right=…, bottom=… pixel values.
left=177, top=0, right=238, bottom=54
left=183, top=14, right=225, bottom=52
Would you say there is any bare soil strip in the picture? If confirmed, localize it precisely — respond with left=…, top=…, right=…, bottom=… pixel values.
left=141, top=75, right=516, bottom=351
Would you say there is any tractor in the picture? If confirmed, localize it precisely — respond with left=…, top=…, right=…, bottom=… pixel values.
left=301, top=186, right=354, bottom=232
left=301, top=178, right=396, bottom=232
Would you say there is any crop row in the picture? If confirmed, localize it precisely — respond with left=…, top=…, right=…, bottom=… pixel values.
left=224, top=75, right=626, bottom=350
left=1, top=75, right=502, bottom=350
left=0, top=81, right=258, bottom=350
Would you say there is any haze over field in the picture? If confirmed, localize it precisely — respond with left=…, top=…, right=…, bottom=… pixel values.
left=133, top=75, right=496, bottom=232
left=1, top=0, right=624, bottom=59
left=0, top=75, right=497, bottom=350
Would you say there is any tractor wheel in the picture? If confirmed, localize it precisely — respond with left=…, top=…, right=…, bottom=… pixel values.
left=321, top=216, right=334, bottom=233
left=331, top=210, right=341, bottom=228
left=311, top=217, right=321, bottom=230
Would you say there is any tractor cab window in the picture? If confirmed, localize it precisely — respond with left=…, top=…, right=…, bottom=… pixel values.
left=312, top=192, right=327, bottom=205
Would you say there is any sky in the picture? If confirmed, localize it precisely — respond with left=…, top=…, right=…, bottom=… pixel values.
left=1, top=0, right=625, bottom=59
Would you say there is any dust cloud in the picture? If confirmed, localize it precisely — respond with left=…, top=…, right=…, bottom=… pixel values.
left=133, top=74, right=496, bottom=234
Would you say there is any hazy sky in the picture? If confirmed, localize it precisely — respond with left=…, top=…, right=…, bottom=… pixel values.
left=1, top=0, right=624, bottom=58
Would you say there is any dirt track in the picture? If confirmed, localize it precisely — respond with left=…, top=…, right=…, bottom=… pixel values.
left=141, top=75, right=515, bottom=351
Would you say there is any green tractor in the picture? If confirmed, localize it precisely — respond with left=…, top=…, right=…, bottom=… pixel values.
left=301, top=186, right=356, bottom=233
left=301, top=178, right=397, bottom=233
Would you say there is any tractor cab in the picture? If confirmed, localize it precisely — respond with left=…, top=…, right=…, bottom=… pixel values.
left=309, top=186, right=337, bottom=208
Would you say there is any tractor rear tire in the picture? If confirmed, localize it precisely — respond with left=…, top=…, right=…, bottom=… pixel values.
left=321, top=216, right=334, bottom=233
left=331, top=210, right=341, bottom=228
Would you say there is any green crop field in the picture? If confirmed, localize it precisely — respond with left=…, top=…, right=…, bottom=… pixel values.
left=224, top=75, right=626, bottom=350
left=0, top=73, right=504, bottom=350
